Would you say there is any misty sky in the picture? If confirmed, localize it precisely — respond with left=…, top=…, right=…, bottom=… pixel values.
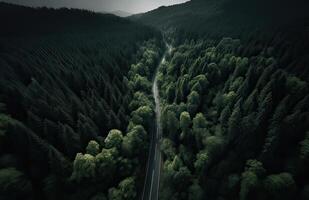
left=1, top=0, right=189, bottom=13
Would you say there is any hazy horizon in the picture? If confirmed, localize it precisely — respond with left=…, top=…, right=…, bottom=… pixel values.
left=1, top=0, right=189, bottom=14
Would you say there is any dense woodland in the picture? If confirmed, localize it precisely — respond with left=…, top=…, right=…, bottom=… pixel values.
left=157, top=35, right=309, bottom=200
left=133, top=0, right=309, bottom=199
left=132, top=0, right=309, bottom=41
left=1, top=0, right=309, bottom=199
left=0, top=2, right=163, bottom=200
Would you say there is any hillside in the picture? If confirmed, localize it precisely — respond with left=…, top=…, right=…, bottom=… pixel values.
left=131, top=0, right=309, bottom=39
left=0, top=3, right=164, bottom=200
left=109, top=10, right=132, bottom=17
left=132, top=0, right=309, bottom=200
left=1, top=1, right=309, bottom=200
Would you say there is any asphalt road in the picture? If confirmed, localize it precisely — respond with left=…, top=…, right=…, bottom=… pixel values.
left=142, top=44, right=171, bottom=200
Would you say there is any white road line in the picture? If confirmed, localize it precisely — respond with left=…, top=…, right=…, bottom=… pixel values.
left=156, top=147, right=161, bottom=200
left=142, top=42, right=171, bottom=200
left=142, top=133, right=154, bottom=200
left=150, top=170, right=155, bottom=199
left=154, top=145, right=157, bottom=163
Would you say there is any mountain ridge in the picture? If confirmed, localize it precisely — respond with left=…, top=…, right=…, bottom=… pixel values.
left=130, top=0, right=309, bottom=39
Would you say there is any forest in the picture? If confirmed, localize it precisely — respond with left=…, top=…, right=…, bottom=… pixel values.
left=1, top=0, right=309, bottom=200
left=157, top=36, right=309, bottom=200
left=133, top=0, right=309, bottom=199
left=0, top=2, right=164, bottom=200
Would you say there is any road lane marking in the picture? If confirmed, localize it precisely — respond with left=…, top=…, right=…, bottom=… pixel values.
left=142, top=43, right=171, bottom=200
left=150, top=170, right=155, bottom=199
left=142, top=129, right=155, bottom=200
left=154, top=145, right=157, bottom=163
left=156, top=150, right=161, bottom=200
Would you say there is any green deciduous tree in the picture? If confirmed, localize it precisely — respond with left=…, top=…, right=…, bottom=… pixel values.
left=118, top=177, right=137, bottom=199
left=194, top=150, right=209, bottom=174
left=122, top=125, right=147, bottom=157
left=166, top=83, right=176, bottom=103
left=108, top=177, right=137, bottom=200
left=187, top=91, right=200, bottom=115
left=129, top=92, right=153, bottom=111
left=108, top=187, right=122, bottom=200
left=240, top=170, right=258, bottom=200
left=105, top=129, right=123, bottom=149
left=131, top=106, right=153, bottom=129
left=131, top=74, right=151, bottom=93
left=165, top=155, right=192, bottom=193
left=165, top=110, right=180, bottom=140
left=193, top=113, right=208, bottom=149
left=71, top=153, right=96, bottom=182
left=239, top=160, right=265, bottom=200
left=180, top=111, right=191, bottom=133
left=204, top=135, right=224, bottom=159
left=95, top=148, right=118, bottom=180
left=264, top=173, right=296, bottom=198
left=161, top=138, right=176, bottom=160
left=86, top=140, right=100, bottom=156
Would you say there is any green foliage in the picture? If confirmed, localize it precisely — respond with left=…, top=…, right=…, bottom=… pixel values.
left=194, top=150, right=209, bottom=173
left=156, top=32, right=309, bottom=199
left=264, top=173, right=296, bottom=197
left=164, top=155, right=192, bottom=194
left=131, top=106, right=153, bottom=129
left=204, top=135, right=224, bottom=159
left=95, top=148, right=118, bottom=179
left=105, top=129, right=123, bottom=149
left=161, top=138, right=176, bottom=160
left=118, top=177, right=137, bottom=199
left=122, top=125, right=147, bottom=157
left=286, top=76, right=307, bottom=99
left=130, top=63, right=150, bottom=77
left=108, top=187, right=122, bottom=200
left=227, top=174, right=240, bottom=192
left=71, top=153, right=96, bottom=182
left=192, top=113, right=207, bottom=130
left=165, top=110, right=180, bottom=139
left=0, top=4, right=164, bottom=199
left=245, top=160, right=266, bottom=177
left=227, top=103, right=241, bottom=143
left=0, top=168, right=32, bottom=198
left=193, top=113, right=208, bottom=149
left=2, top=1, right=309, bottom=199
left=180, top=111, right=191, bottom=132
left=300, top=132, right=309, bottom=160
left=240, top=171, right=258, bottom=200
left=239, top=160, right=265, bottom=200
left=166, top=83, right=176, bottom=103
left=108, top=177, right=137, bottom=200
left=188, top=180, right=204, bottom=200
left=223, top=91, right=237, bottom=105
left=0, top=114, right=11, bottom=137
left=187, top=91, right=200, bottom=115
left=230, top=77, right=244, bottom=91
left=86, top=140, right=100, bottom=156
left=131, top=74, right=152, bottom=93
left=129, top=92, right=153, bottom=111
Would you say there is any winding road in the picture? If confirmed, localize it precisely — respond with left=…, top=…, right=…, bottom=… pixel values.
left=142, top=44, right=171, bottom=200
